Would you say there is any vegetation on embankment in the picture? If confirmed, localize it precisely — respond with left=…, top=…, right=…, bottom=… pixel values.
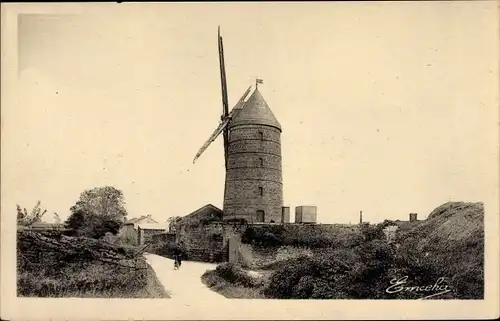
left=17, top=229, right=169, bottom=298
left=201, top=263, right=265, bottom=299
left=205, top=202, right=484, bottom=300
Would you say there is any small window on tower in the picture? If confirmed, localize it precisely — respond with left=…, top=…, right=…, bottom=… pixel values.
left=259, top=157, right=264, bottom=167
left=258, top=187, right=263, bottom=196
left=259, top=131, right=264, bottom=141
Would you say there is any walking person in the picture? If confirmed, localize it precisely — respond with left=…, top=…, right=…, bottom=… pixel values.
left=177, top=251, right=182, bottom=269
left=173, top=253, right=179, bottom=270
left=173, top=247, right=182, bottom=270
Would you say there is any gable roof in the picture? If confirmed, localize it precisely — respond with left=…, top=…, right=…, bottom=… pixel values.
left=229, top=88, right=281, bottom=131
left=125, top=215, right=158, bottom=225
left=184, top=204, right=223, bottom=219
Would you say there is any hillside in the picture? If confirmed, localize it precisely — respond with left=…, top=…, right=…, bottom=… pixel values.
left=17, top=229, right=169, bottom=298
left=394, top=201, right=484, bottom=299
left=203, top=201, right=484, bottom=299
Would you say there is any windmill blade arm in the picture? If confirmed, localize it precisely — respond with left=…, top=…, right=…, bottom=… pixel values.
left=193, top=118, right=230, bottom=164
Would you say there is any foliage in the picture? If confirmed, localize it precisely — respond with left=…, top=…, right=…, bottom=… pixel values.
left=70, top=186, right=128, bottom=222
left=393, top=202, right=484, bottom=299
left=17, top=201, right=47, bottom=226
left=114, top=227, right=139, bottom=246
left=17, top=230, right=168, bottom=298
left=167, top=216, right=182, bottom=232
left=65, top=186, right=127, bottom=239
left=201, top=262, right=265, bottom=298
left=17, top=259, right=167, bottom=298
left=241, top=224, right=364, bottom=249
left=212, top=263, right=262, bottom=288
left=65, top=209, right=122, bottom=239
left=262, top=240, right=396, bottom=299
left=53, top=212, right=61, bottom=224
left=259, top=202, right=484, bottom=300
left=202, top=269, right=264, bottom=299
left=359, top=222, right=386, bottom=242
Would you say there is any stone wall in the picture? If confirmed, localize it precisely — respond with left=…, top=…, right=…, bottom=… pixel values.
left=138, top=228, right=165, bottom=245
left=223, top=223, right=362, bottom=267
left=151, top=232, right=175, bottom=243
left=176, top=222, right=227, bottom=263
left=166, top=222, right=361, bottom=265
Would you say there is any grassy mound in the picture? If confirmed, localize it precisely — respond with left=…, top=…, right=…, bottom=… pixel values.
left=395, top=202, right=484, bottom=299
left=201, top=263, right=264, bottom=299
left=261, top=202, right=484, bottom=299
left=17, top=230, right=169, bottom=298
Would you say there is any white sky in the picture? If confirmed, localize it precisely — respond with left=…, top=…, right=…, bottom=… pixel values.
left=3, top=2, right=498, bottom=224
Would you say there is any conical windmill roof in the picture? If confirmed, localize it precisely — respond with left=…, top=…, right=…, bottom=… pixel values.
left=229, top=88, right=281, bottom=131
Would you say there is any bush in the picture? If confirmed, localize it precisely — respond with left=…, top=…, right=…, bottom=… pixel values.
left=242, top=225, right=364, bottom=249
left=201, top=268, right=264, bottom=299
left=263, top=239, right=398, bottom=299
left=214, top=263, right=261, bottom=288
left=18, top=259, right=167, bottom=298
left=17, top=230, right=168, bottom=298
left=261, top=202, right=484, bottom=300
left=65, top=209, right=122, bottom=239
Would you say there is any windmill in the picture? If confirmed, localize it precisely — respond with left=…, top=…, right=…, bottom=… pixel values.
left=192, top=27, right=284, bottom=224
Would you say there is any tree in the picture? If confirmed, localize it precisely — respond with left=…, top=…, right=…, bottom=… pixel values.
left=53, top=212, right=61, bottom=224
left=167, top=216, right=182, bottom=232
left=65, top=208, right=123, bottom=239
left=65, top=186, right=128, bottom=239
left=65, top=209, right=86, bottom=231
left=17, top=201, right=47, bottom=226
left=70, top=186, right=127, bottom=223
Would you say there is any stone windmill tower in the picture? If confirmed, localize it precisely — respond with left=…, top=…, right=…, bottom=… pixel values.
left=193, top=28, right=283, bottom=224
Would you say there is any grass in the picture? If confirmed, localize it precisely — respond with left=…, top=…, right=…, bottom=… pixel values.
left=201, top=263, right=265, bottom=299
left=17, top=230, right=169, bottom=298
left=17, top=259, right=168, bottom=298
left=203, top=201, right=484, bottom=300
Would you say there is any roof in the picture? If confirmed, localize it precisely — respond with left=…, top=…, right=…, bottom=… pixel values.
left=137, top=223, right=168, bottom=230
left=125, top=215, right=158, bottom=225
left=184, top=204, right=222, bottom=219
left=229, top=88, right=281, bottom=131
left=20, top=222, right=67, bottom=231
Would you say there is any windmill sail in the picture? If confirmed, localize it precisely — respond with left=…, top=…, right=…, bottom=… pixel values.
left=218, top=27, right=230, bottom=169
left=218, top=26, right=229, bottom=118
left=192, top=28, right=254, bottom=166
left=193, top=118, right=230, bottom=164
left=192, top=86, right=252, bottom=165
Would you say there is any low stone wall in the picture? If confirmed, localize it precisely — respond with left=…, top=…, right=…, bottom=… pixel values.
left=175, top=222, right=226, bottom=263
left=151, top=233, right=175, bottom=243
left=167, top=222, right=361, bottom=265
left=183, top=248, right=227, bottom=263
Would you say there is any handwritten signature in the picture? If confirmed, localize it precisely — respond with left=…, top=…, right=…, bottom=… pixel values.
left=386, top=276, right=452, bottom=299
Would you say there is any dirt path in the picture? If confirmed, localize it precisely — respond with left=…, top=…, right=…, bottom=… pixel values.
left=143, top=253, right=226, bottom=302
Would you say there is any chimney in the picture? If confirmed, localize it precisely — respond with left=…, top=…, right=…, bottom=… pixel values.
left=409, top=213, right=417, bottom=222
left=359, top=211, right=363, bottom=224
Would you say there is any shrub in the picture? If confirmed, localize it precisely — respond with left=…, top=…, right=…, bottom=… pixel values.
left=17, top=230, right=168, bottom=298
left=242, top=224, right=366, bottom=249
left=201, top=269, right=264, bottom=299
left=263, top=240, right=397, bottom=299
left=214, top=263, right=260, bottom=288
left=65, top=209, right=122, bottom=239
